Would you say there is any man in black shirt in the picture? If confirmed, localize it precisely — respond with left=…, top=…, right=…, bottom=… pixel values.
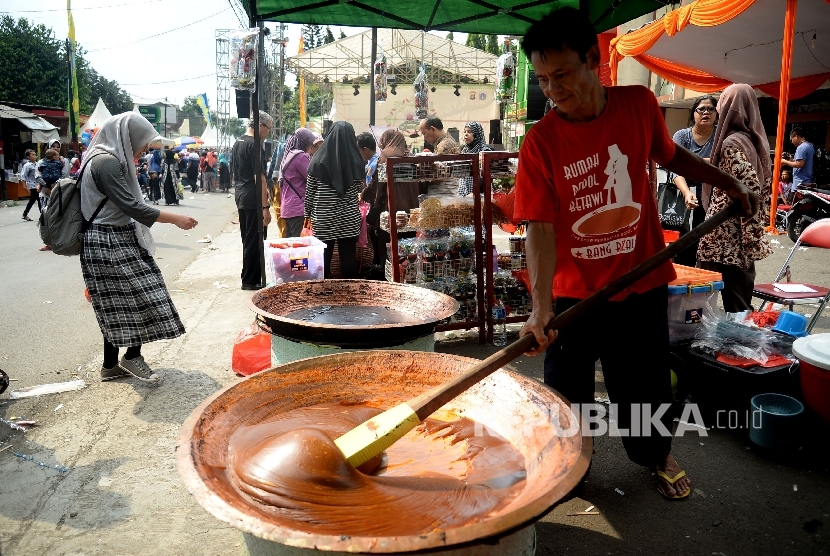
left=232, top=111, right=273, bottom=290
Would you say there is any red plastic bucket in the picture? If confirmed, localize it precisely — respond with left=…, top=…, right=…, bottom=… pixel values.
left=793, top=334, right=830, bottom=425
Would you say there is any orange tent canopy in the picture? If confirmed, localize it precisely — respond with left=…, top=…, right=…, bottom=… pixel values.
left=610, top=0, right=830, bottom=98
left=610, top=0, right=830, bottom=229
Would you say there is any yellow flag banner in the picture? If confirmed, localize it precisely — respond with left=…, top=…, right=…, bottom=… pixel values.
left=298, top=36, right=306, bottom=128
left=66, top=0, right=81, bottom=139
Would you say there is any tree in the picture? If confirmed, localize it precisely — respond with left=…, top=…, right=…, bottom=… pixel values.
left=0, top=16, right=132, bottom=117
left=214, top=114, right=246, bottom=139
left=339, top=30, right=347, bottom=39
left=465, top=33, right=486, bottom=51
left=446, top=31, right=454, bottom=42
left=324, top=26, right=335, bottom=44
left=88, top=70, right=133, bottom=114
left=486, top=34, right=500, bottom=56
left=179, top=95, right=216, bottom=138
left=179, top=96, right=245, bottom=140
left=282, top=81, right=328, bottom=134
left=301, top=24, right=324, bottom=49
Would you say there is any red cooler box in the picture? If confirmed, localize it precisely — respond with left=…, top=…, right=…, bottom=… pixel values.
left=792, top=333, right=830, bottom=425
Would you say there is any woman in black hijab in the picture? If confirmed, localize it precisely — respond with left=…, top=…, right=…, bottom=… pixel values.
left=161, top=148, right=180, bottom=206
left=305, top=121, right=366, bottom=278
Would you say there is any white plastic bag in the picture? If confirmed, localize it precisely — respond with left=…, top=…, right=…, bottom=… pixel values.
left=230, top=29, right=259, bottom=91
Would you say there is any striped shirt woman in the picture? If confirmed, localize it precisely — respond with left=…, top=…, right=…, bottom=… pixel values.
left=305, top=121, right=366, bottom=278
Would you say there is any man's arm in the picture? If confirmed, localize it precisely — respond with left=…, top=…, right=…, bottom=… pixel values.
left=519, top=221, right=558, bottom=355
left=781, top=158, right=805, bottom=169
left=261, top=172, right=271, bottom=226
left=664, top=146, right=757, bottom=217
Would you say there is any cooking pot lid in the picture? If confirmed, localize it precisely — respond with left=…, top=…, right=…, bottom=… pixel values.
left=793, top=333, right=830, bottom=370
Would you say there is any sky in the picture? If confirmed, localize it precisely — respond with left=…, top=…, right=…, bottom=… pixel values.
left=2, top=0, right=464, bottom=116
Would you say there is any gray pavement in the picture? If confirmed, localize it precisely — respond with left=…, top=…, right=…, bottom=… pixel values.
left=0, top=216, right=829, bottom=555
left=0, top=191, right=240, bottom=391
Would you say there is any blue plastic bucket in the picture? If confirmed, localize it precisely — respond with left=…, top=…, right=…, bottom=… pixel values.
left=749, top=393, right=804, bottom=449
left=771, top=311, right=809, bottom=338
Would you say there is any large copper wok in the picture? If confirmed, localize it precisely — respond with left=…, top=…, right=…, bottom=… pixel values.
left=248, top=280, right=459, bottom=348
left=176, top=350, right=591, bottom=554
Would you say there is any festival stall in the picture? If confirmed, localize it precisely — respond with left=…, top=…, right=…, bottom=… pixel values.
left=0, top=104, right=60, bottom=200
left=607, top=0, right=830, bottom=433
left=180, top=2, right=684, bottom=554
left=609, top=0, right=830, bottom=228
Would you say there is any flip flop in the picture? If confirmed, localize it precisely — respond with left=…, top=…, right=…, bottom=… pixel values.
left=656, top=470, right=690, bottom=500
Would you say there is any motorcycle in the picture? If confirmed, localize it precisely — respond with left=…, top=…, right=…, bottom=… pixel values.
left=786, top=184, right=830, bottom=242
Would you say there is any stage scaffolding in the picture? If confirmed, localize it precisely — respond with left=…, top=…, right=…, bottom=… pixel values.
left=215, top=29, right=234, bottom=153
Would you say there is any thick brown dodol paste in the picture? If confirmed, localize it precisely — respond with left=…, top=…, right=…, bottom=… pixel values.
left=226, top=401, right=527, bottom=536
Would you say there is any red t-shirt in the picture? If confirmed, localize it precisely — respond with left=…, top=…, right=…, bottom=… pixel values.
left=514, top=85, right=676, bottom=300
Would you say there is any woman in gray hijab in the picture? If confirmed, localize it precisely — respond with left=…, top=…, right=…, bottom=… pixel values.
left=79, top=113, right=198, bottom=383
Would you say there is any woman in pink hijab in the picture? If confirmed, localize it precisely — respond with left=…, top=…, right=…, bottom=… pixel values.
left=697, top=84, right=773, bottom=312
left=278, top=128, right=317, bottom=238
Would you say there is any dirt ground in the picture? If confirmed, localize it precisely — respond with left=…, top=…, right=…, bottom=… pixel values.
left=1, top=226, right=828, bottom=556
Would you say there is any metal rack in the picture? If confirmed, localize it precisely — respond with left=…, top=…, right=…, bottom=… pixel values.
left=482, top=151, right=525, bottom=344
left=384, top=154, right=487, bottom=342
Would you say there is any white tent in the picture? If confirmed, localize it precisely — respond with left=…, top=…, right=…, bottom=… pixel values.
left=331, top=83, right=498, bottom=149
left=200, top=123, right=218, bottom=148
left=85, top=98, right=112, bottom=130
left=288, top=29, right=498, bottom=84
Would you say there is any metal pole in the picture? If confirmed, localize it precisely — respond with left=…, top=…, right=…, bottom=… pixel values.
left=279, top=23, right=286, bottom=140
left=250, top=9, right=266, bottom=287
left=370, top=27, right=377, bottom=126
left=65, top=38, right=75, bottom=151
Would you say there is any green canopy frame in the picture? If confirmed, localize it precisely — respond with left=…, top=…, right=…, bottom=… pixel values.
left=242, top=0, right=670, bottom=35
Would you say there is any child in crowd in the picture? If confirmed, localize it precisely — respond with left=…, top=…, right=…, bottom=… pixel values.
left=149, top=171, right=161, bottom=205
left=779, top=168, right=794, bottom=205
left=38, top=149, right=64, bottom=209
left=137, top=162, right=149, bottom=193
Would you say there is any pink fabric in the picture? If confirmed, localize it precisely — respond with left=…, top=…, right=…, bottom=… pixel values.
left=358, top=201, right=370, bottom=247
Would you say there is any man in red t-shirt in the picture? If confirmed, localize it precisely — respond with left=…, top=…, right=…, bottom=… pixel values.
left=515, top=7, right=755, bottom=500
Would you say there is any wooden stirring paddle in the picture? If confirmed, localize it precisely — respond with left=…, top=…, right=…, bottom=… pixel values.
left=335, top=201, right=744, bottom=468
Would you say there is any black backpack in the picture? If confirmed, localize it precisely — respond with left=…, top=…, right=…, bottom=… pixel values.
left=38, top=153, right=110, bottom=256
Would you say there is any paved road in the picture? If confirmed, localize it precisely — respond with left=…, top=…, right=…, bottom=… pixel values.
left=0, top=191, right=240, bottom=390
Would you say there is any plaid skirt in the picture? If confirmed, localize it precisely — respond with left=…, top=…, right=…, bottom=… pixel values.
left=81, top=224, right=185, bottom=348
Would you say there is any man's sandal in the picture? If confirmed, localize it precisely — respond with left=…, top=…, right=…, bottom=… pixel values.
left=656, top=470, right=691, bottom=500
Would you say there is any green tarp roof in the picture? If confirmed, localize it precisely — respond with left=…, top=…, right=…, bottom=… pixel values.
left=243, top=0, right=670, bottom=35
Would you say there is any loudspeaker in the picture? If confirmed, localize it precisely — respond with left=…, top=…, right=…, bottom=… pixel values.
left=323, top=119, right=333, bottom=137
left=489, top=119, right=502, bottom=145
left=526, top=70, right=547, bottom=121
left=235, top=89, right=251, bottom=119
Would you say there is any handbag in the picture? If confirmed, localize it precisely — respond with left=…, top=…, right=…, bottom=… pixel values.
left=657, top=179, right=687, bottom=231
left=358, top=201, right=370, bottom=247
left=300, top=218, right=313, bottom=237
